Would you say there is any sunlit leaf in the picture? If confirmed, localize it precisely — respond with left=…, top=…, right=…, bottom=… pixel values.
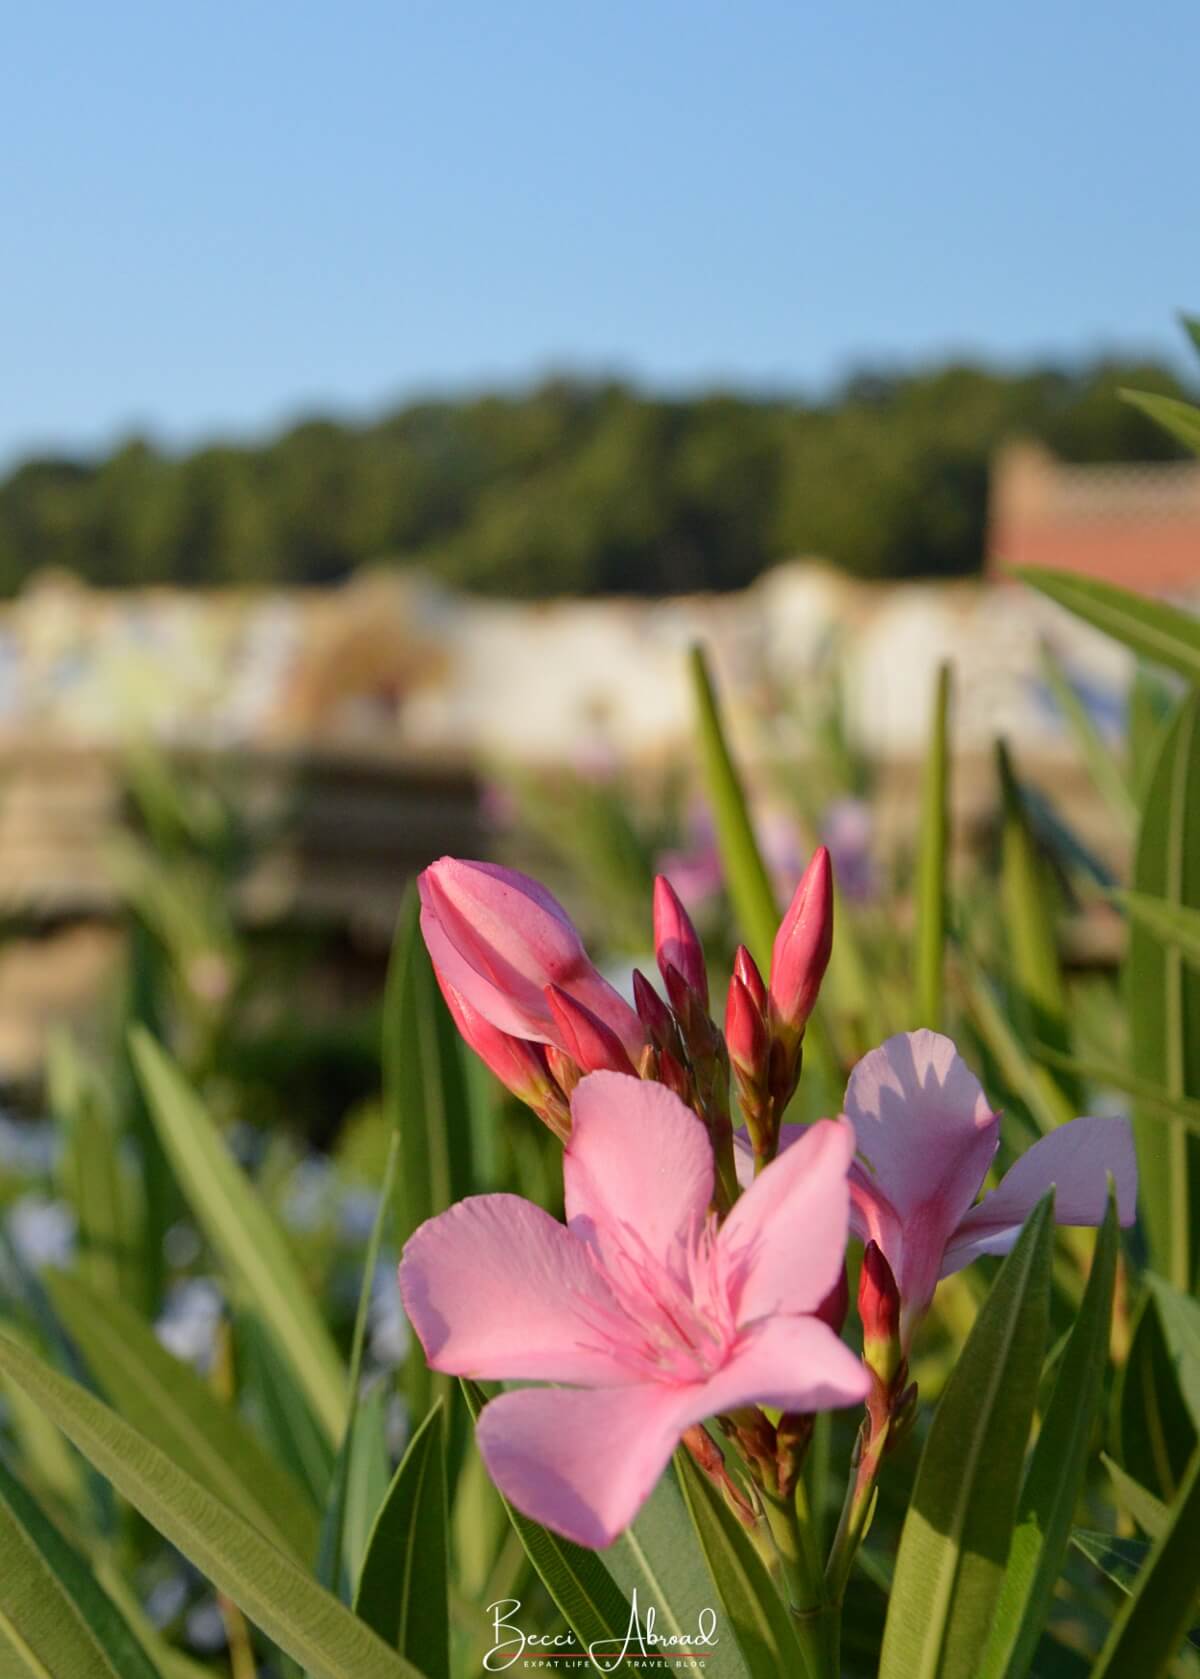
left=1090, top=1442, right=1200, bottom=1678
left=130, top=1028, right=347, bottom=1442
left=0, top=1333, right=424, bottom=1679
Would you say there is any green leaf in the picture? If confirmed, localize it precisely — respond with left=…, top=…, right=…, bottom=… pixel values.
left=1120, top=389, right=1200, bottom=455
left=237, top=1313, right=334, bottom=1511
left=1127, top=693, right=1200, bottom=1291
left=130, top=1027, right=347, bottom=1442
left=1100, top=1453, right=1168, bottom=1539
left=0, top=1333, right=424, bottom=1679
left=674, top=1447, right=799, bottom=1678
left=1017, top=567, right=1200, bottom=686
left=1113, top=888, right=1200, bottom=966
left=355, top=1402, right=449, bottom=1679
left=688, top=641, right=779, bottom=970
left=1118, top=1287, right=1199, bottom=1503
left=461, top=1380, right=632, bottom=1667
left=880, top=1195, right=1055, bottom=1679
left=604, top=1454, right=751, bottom=1679
left=996, top=741, right=1073, bottom=1090
left=979, top=1197, right=1119, bottom=1679
left=1072, top=1528, right=1200, bottom=1649
left=1144, top=1275, right=1200, bottom=1431
left=914, top=663, right=953, bottom=1030
left=319, top=1131, right=401, bottom=1594
left=0, top=1453, right=163, bottom=1679
left=318, top=1384, right=391, bottom=1596
left=1090, top=1441, right=1200, bottom=1679
left=1029, top=1046, right=1200, bottom=1137
left=50, top=1033, right=140, bottom=1307
left=1038, top=641, right=1137, bottom=836
left=385, top=893, right=474, bottom=1429
left=45, top=1269, right=319, bottom=1566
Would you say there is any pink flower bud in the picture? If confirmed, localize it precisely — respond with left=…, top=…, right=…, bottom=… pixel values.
left=632, top=968, right=676, bottom=1048
left=732, top=945, right=767, bottom=1014
left=419, top=858, right=644, bottom=1059
left=769, top=846, right=833, bottom=1042
left=859, top=1240, right=902, bottom=1388
left=545, top=986, right=636, bottom=1076
left=660, top=959, right=692, bottom=1021
left=437, top=978, right=569, bottom=1136
left=653, top=875, right=708, bottom=1010
left=724, top=972, right=768, bottom=1084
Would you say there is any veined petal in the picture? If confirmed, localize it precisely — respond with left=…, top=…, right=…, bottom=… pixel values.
left=685, top=1314, right=869, bottom=1419
left=477, top=1382, right=688, bottom=1548
left=720, top=1118, right=855, bottom=1323
left=942, top=1115, right=1138, bottom=1275
left=399, top=1194, right=630, bottom=1385
left=564, top=1072, right=714, bottom=1269
left=844, top=1030, right=1000, bottom=1227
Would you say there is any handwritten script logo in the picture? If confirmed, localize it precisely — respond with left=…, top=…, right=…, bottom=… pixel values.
left=484, top=1593, right=719, bottom=1672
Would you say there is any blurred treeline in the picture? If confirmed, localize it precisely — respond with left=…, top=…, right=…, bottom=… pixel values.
left=0, top=358, right=1189, bottom=596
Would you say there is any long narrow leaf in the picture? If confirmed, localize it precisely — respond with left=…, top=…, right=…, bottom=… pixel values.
left=0, top=1454, right=163, bottom=1679
left=355, top=1402, right=449, bottom=1679
left=461, top=1381, right=632, bottom=1670
left=1038, top=642, right=1137, bottom=836
left=688, top=642, right=778, bottom=969
left=1090, top=1442, right=1200, bottom=1679
left=979, top=1197, right=1119, bottom=1679
left=1120, top=389, right=1200, bottom=454
left=1017, top=567, right=1200, bottom=686
left=914, top=663, right=952, bottom=1030
left=1113, top=888, right=1200, bottom=966
left=1030, top=1045, right=1200, bottom=1137
left=45, top=1270, right=319, bottom=1565
left=674, top=1447, right=799, bottom=1678
left=0, top=1333, right=424, bottom=1679
left=880, top=1196, right=1055, bottom=1679
left=1127, top=693, right=1200, bottom=1291
left=130, top=1028, right=347, bottom=1442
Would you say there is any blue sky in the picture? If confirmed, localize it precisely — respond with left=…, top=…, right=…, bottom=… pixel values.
left=3, top=0, right=1196, bottom=466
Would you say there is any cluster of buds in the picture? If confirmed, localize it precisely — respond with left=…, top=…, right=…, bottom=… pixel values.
left=418, top=848, right=835, bottom=1197
left=725, top=847, right=834, bottom=1170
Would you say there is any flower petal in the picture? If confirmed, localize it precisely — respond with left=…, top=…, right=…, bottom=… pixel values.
left=399, top=1194, right=629, bottom=1385
left=719, top=1118, right=855, bottom=1322
left=942, top=1116, right=1138, bottom=1275
left=564, top=1072, right=714, bottom=1269
left=477, top=1382, right=688, bottom=1548
left=843, top=1031, right=1000, bottom=1227
left=689, top=1314, right=870, bottom=1418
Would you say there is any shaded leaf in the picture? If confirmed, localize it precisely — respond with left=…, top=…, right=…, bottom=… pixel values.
left=880, top=1196, right=1054, bottom=1679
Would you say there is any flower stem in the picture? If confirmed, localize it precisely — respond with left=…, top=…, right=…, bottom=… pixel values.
left=761, top=1487, right=841, bottom=1679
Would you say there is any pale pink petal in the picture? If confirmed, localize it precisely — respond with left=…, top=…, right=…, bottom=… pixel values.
left=844, top=1030, right=1000, bottom=1227
left=687, top=1314, right=869, bottom=1419
left=941, top=1116, right=1138, bottom=1275
left=731, top=1121, right=807, bottom=1190
left=719, top=1118, right=855, bottom=1322
left=564, top=1073, right=714, bottom=1269
left=399, top=1194, right=630, bottom=1385
left=477, top=1382, right=689, bottom=1547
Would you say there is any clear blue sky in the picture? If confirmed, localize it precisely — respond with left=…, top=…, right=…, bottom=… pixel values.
left=3, top=0, right=1196, bottom=467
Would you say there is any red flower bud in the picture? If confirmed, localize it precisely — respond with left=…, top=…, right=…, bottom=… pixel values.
left=632, top=968, right=676, bottom=1048
left=858, top=1240, right=902, bottom=1387
left=732, top=944, right=768, bottom=1014
left=545, top=985, right=636, bottom=1076
left=769, top=846, right=833, bottom=1042
left=725, top=972, right=768, bottom=1085
left=654, top=875, right=708, bottom=1010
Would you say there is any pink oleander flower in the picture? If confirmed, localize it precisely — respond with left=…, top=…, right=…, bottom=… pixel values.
left=843, top=1030, right=1138, bottom=1343
left=398, top=1070, right=869, bottom=1547
left=418, top=858, right=644, bottom=1060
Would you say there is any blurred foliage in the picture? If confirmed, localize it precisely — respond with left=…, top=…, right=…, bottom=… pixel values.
left=0, top=359, right=1191, bottom=595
